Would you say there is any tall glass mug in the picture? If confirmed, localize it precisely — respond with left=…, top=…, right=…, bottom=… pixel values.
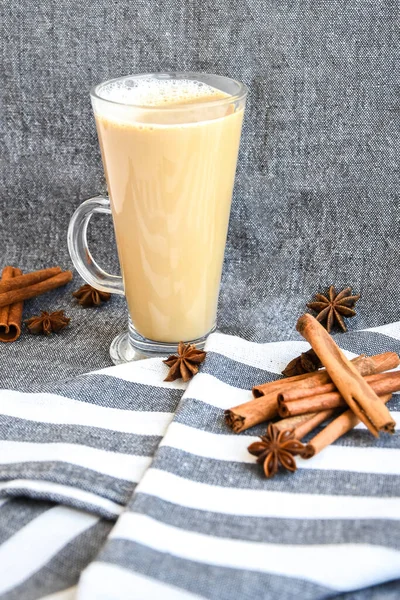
left=68, top=73, right=247, bottom=363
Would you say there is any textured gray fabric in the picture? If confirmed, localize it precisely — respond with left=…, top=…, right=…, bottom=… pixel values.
left=1, top=1, right=399, bottom=390
left=80, top=327, right=400, bottom=599
left=0, top=329, right=399, bottom=598
left=0, top=370, right=181, bottom=517
left=0, top=500, right=112, bottom=600
left=0, top=498, right=54, bottom=545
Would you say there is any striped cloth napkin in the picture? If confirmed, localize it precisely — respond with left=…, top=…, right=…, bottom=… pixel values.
left=0, top=358, right=187, bottom=598
left=0, top=359, right=185, bottom=518
left=78, top=325, right=400, bottom=600
left=0, top=498, right=112, bottom=599
left=1, top=325, right=400, bottom=599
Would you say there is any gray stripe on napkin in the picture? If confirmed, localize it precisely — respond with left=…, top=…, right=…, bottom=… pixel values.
left=0, top=463, right=134, bottom=506
left=334, top=331, right=400, bottom=358
left=200, top=352, right=278, bottom=389
left=0, top=416, right=162, bottom=455
left=0, top=487, right=120, bottom=521
left=175, top=397, right=400, bottom=436
left=132, top=493, right=400, bottom=550
left=42, top=374, right=182, bottom=412
left=100, top=538, right=332, bottom=600
left=0, top=499, right=54, bottom=545
left=1, top=516, right=112, bottom=600
left=154, top=447, right=400, bottom=497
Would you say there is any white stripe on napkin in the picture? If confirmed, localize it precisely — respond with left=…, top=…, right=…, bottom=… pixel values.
left=0, top=441, right=151, bottom=482
left=160, top=422, right=400, bottom=475
left=0, top=506, right=98, bottom=595
left=110, top=512, right=400, bottom=591
left=205, top=333, right=358, bottom=372
left=159, top=422, right=253, bottom=461
left=78, top=563, right=202, bottom=600
left=297, top=445, right=400, bottom=475
left=0, top=480, right=123, bottom=516
left=0, top=390, right=174, bottom=435
left=137, top=468, right=400, bottom=520
left=94, top=358, right=187, bottom=390
left=182, top=373, right=252, bottom=408
left=364, top=321, right=400, bottom=341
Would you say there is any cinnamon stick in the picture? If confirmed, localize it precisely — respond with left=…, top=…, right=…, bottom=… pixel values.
left=225, top=391, right=279, bottom=433
left=0, top=267, right=24, bottom=342
left=293, top=409, right=338, bottom=440
left=0, top=271, right=73, bottom=309
left=281, top=352, right=400, bottom=402
left=0, top=267, right=62, bottom=294
left=225, top=352, right=398, bottom=433
left=274, top=413, right=320, bottom=432
left=274, top=410, right=338, bottom=438
left=252, top=353, right=394, bottom=398
left=278, top=371, right=400, bottom=417
left=303, top=394, right=393, bottom=458
left=297, top=314, right=396, bottom=436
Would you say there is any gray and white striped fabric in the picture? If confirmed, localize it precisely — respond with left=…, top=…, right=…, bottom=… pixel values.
left=78, top=326, right=400, bottom=600
left=1, top=326, right=400, bottom=599
left=0, top=358, right=186, bottom=598
left=0, top=359, right=185, bottom=519
left=0, top=498, right=112, bottom=600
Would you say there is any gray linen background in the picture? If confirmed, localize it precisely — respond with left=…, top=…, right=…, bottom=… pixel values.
left=1, top=1, right=399, bottom=390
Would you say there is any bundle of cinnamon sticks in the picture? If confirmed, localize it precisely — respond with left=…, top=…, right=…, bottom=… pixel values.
left=0, top=266, right=72, bottom=342
left=225, top=314, right=398, bottom=459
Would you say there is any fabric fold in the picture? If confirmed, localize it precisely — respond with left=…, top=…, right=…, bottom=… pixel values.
left=1, top=326, right=400, bottom=599
left=0, top=358, right=187, bottom=599
left=0, top=498, right=112, bottom=599
left=0, top=359, right=186, bottom=519
left=78, top=326, right=400, bottom=599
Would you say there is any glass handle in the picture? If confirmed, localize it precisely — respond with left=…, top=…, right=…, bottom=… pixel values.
left=67, top=196, right=124, bottom=295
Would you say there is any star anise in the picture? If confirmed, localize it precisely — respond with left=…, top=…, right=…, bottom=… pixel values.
left=282, top=348, right=322, bottom=377
left=248, top=423, right=307, bottom=478
left=163, top=342, right=207, bottom=382
left=25, top=310, right=70, bottom=335
left=307, top=286, right=360, bottom=333
left=72, top=284, right=111, bottom=307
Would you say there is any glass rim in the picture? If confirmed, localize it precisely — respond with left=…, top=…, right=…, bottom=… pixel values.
left=90, top=72, right=248, bottom=111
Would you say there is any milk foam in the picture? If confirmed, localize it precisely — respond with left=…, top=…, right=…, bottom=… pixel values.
left=98, top=78, right=224, bottom=107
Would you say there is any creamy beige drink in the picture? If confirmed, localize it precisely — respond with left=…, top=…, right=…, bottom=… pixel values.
left=93, top=79, right=244, bottom=342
